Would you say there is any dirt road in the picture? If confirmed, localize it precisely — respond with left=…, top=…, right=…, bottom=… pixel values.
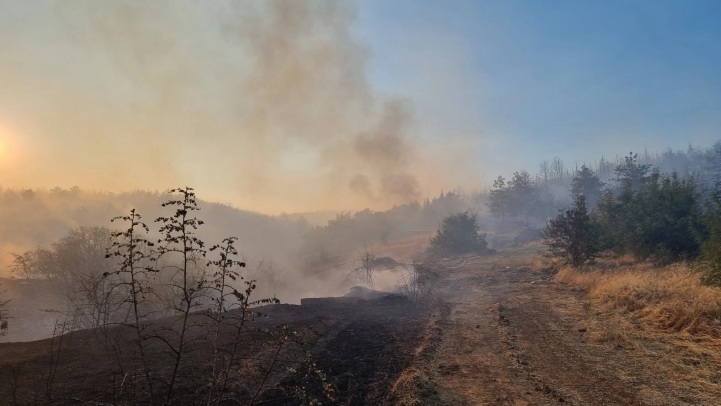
left=399, top=250, right=718, bottom=405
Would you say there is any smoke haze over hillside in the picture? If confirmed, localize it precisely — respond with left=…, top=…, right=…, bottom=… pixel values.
left=0, top=0, right=480, bottom=213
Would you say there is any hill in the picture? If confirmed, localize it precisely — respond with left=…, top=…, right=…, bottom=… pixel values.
left=0, top=187, right=308, bottom=276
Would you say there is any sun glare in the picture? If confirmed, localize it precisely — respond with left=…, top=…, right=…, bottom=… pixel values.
left=0, top=125, right=18, bottom=166
left=0, top=130, right=6, bottom=162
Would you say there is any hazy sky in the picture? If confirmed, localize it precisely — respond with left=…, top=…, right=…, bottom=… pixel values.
left=357, top=0, right=721, bottom=169
left=1, top=0, right=720, bottom=213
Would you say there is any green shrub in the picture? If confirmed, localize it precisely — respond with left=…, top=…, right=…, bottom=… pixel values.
left=428, top=211, right=489, bottom=257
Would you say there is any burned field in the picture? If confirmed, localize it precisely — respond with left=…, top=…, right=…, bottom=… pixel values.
left=0, top=290, right=430, bottom=405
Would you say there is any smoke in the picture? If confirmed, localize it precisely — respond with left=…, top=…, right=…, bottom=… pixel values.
left=0, top=0, right=448, bottom=213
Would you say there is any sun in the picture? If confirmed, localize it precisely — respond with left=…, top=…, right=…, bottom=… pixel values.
left=0, top=131, right=8, bottom=162
left=0, top=133, right=6, bottom=161
left=0, top=125, right=17, bottom=166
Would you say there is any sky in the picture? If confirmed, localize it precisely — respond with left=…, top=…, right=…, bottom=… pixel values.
left=1, top=0, right=720, bottom=213
left=357, top=0, right=721, bottom=169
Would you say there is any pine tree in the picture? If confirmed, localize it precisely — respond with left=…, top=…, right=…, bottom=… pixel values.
left=488, top=176, right=507, bottom=220
left=570, top=165, right=604, bottom=206
left=542, top=194, right=599, bottom=267
left=428, top=211, right=489, bottom=257
left=614, top=152, right=652, bottom=193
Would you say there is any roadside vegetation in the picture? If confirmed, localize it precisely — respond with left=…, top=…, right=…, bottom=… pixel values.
left=532, top=150, right=721, bottom=283
left=528, top=150, right=721, bottom=331
left=554, top=259, right=721, bottom=337
left=548, top=258, right=721, bottom=398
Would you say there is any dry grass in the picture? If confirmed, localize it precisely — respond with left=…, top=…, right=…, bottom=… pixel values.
left=555, top=262, right=721, bottom=337
left=554, top=257, right=721, bottom=400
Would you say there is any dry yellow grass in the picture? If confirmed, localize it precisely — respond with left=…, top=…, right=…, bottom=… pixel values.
left=553, top=257, right=721, bottom=399
left=555, top=262, right=721, bottom=337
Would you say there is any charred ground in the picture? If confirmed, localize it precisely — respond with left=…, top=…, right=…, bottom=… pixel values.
left=0, top=287, right=432, bottom=405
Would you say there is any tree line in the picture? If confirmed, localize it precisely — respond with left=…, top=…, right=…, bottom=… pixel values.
left=488, top=141, right=721, bottom=227
left=535, top=151, right=721, bottom=285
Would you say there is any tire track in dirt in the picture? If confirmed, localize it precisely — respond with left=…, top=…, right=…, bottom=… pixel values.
left=406, top=252, right=669, bottom=405
left=425, top=258, right=548, bottom=406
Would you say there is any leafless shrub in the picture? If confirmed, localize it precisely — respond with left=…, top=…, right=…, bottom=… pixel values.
left=104, top=208, right=159, bottom=402
left=152, top=187, right=211, bottom=404
left=351, top=244, right=377, bottom=289
left=203, top=237, right=280, bottom=405
left=397, top=263, right=433, bottom=303
left=45, top=318, right=70, bottom=402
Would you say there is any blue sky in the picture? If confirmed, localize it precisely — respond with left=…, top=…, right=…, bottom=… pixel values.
left=355, top=0, right=721, bottom=176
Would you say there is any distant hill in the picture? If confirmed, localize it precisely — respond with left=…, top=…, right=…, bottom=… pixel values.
left=0, top=187, right=308, bottom=277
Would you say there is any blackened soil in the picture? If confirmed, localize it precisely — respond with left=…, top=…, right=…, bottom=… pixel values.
left=0, top=295, right=430, bottom=405
left=314, top=299, right=427, bottom=405
left=255, top=296, right=430, bottom=405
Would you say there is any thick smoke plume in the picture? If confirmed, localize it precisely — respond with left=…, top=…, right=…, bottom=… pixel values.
left=0, top=0, right=438, bottom=213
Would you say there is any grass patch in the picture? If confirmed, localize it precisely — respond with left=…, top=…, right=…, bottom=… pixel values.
left=555, top=261, right=721, bottom=337
left=550, top=255, right=721, bottom=400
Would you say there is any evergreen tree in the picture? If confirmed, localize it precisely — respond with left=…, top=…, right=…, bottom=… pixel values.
left=542, top=194, right=599, bottom=267
left=570, top=165, right=604, bottom=206
left=428, top=211, right=489, bottom=257
left=595, top=170, right=700, bottom=261
left=628, top=171, right=699, bottom=261
left=595, top=188, right=621, bottom=251
left=507, top=170, right=537, bottom=219
left=488, top=176, right=508, bottom=220
left=614, top=152, right=652, bottom=193
left=697, top=180, right=721, bottom=285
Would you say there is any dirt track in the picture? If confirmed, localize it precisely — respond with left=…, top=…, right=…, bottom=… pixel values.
left=402, top=250, right=716, bottom=405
